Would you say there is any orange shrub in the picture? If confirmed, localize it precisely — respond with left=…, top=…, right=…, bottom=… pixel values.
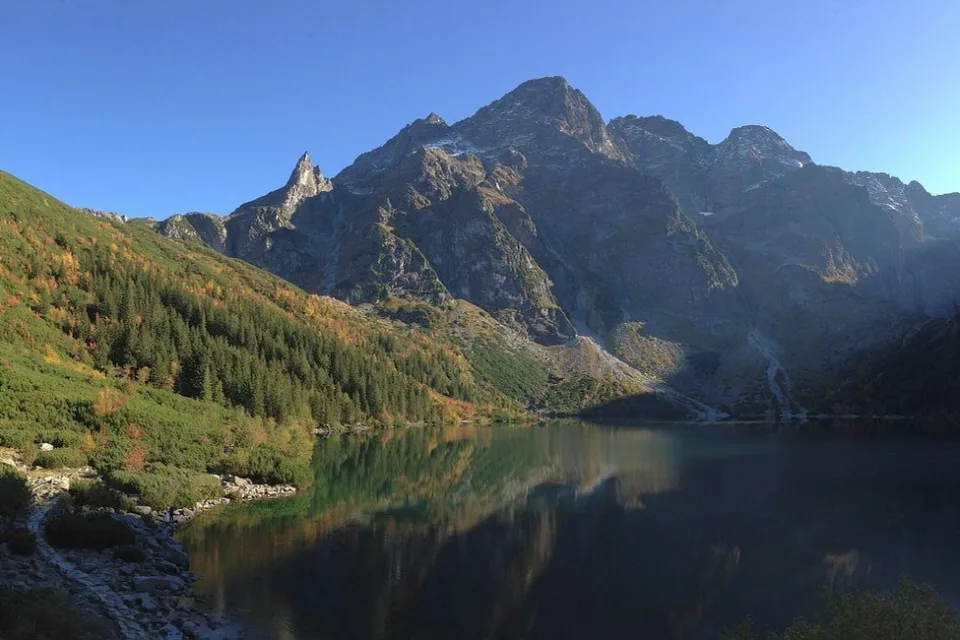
left=122, top=445, right=147, bottom=472
left=92, top=387, right=127, bottom=416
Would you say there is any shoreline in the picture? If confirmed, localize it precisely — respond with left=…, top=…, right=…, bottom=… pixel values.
left=1, top=461, right=296, bottom=639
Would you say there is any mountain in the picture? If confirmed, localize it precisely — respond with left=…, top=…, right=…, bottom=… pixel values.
left=609, top=117, right=812, bottom=217
left=4, top=167, right=708, bottom=519
left=832, top=315, right=960, bottom=417
left=0, top=169, right=519, bottom=494
left=148, top=76, right=960, bottom=415
left=160, top=78, right=737, bottom=349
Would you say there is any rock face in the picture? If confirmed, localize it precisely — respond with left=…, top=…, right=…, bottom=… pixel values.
left=76, top=207, right=129, bottom=223
left=154, top=76, right=960, bottom=412
left=608, top=117, right=811, bottom=217
left=157, top=77, right=733, bottom=347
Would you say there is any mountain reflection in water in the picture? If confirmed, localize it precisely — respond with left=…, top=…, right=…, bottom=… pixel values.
left=178, top=421, right=960, bottom=639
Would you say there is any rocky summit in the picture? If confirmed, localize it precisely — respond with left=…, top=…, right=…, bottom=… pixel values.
left=154, top=76, right=960, bottom=415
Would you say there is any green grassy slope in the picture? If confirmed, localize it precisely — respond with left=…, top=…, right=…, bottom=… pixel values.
left=0, top=170, right=526, bottom=505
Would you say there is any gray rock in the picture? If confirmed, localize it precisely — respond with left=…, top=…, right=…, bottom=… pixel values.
left=159, top=546, right=189, bottom=567
left=133, top=575, right=186, bottom=593
left=132, top=505, right=153, bottom=516
left=156, top=560, right=180, bottom=575
left=39, top=443, right=54, bottom=452
left=137, top=593, right=157, bottom=612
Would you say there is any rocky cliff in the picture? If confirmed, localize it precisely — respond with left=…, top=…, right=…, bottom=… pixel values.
left=155, top=76, right=960, bottom=415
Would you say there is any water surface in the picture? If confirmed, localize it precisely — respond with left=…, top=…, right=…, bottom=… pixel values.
left=179, top=421, right=960, bottom=639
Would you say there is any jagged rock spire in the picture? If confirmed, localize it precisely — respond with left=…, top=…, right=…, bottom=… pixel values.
left=285, top=151, right=333, bottom=196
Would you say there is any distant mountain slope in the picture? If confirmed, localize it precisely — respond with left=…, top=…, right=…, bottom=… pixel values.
left=831, top=315, right=960, bottom=417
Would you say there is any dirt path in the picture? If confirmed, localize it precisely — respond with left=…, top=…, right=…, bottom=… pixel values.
left=27, top=498, right=179, bottom=640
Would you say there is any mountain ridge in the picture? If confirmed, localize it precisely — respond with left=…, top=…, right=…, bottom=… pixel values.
left=131, top=76, right=960, bottom=414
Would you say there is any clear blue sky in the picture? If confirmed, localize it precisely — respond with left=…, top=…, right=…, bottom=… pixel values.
left=1, top=0, right=958, bottom=217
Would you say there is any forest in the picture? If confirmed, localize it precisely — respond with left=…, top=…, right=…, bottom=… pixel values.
left=0, top=170, right=521, bottom=506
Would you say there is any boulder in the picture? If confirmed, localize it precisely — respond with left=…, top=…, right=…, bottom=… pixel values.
left=156, top=560, right=181, bottom=575
left=133, top=575, right=186, bottom=594
left=137, top=593, right=158, bottom=613
left=159, top=546, right=189, bottom=568
left=132, top=505, right=153, bottom=516
left=39, top=443, right=54, bottom=451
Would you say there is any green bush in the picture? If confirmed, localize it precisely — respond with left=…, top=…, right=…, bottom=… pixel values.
left=0, top=422, right=42, bottom=468
left=114, top=544, right=146, bottom=563
left=0, top=429, right=34, bottom=451
left=724, top=578, right=960, bottom=640
left=0, top=587, right=113, bottom=640
left=0, top=466, right=31, bottom=527
left=3, top=526, right=36, bottom=556
left=221, top=443, right=308, bottom=485
left=109, top=464, right=222, bottom=510
left=44, top=512, right=135, bottom=550
left=68, top=478, right=134, bottom=511
left=468, top=338, right=548, bottom=402
left=43, top=431, right=82, bottom=449
left=34, top=448, right=88, bottom=469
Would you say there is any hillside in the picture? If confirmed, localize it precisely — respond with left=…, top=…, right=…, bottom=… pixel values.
left=0, top=170, right=539, bottom=505
left=1, top=167, right=702, bottom=506
left=830, top=315, right=960, bottom=418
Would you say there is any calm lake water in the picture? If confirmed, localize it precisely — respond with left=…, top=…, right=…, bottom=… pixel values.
left=178, top=421, right=960, bottom=639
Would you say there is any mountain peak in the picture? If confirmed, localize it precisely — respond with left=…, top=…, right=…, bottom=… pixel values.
left=287, top=151, right=318, bottom=187
left=716, top=125, right=811, bottom=168
left=512, top=75, right=571, bottom=93
left=457, top=76, right=624, bottom=161
left=726, top=124, right=780, bottom=139
left=424, top=112, right=446, bottom=125
left=492, top=76, right=578, bottom=116
left=280, top=151, right=332, bottom=206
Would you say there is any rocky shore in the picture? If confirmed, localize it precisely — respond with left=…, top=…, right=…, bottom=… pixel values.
left=138, top=474, right=297, bottom=525
left=1, top=456, right=296, bottom=639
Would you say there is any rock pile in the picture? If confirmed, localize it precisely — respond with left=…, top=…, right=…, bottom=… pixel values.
left=52, top=510, right=240, bottom=638
left=219, top=474, right=297, bottom=501
left=163, top=475, right=297, bottom=524
left=18, top=500, right=247, bottom=639
left=28, top=474, right=72, bottom=501
left=4, top=467, right=295, bottom=638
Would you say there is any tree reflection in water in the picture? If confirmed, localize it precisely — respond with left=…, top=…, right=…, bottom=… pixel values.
left=179, top=422, right=960, bottom=639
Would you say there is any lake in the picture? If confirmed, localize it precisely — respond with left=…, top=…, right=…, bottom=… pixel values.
left=178, top=421, right=960, bottom=639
